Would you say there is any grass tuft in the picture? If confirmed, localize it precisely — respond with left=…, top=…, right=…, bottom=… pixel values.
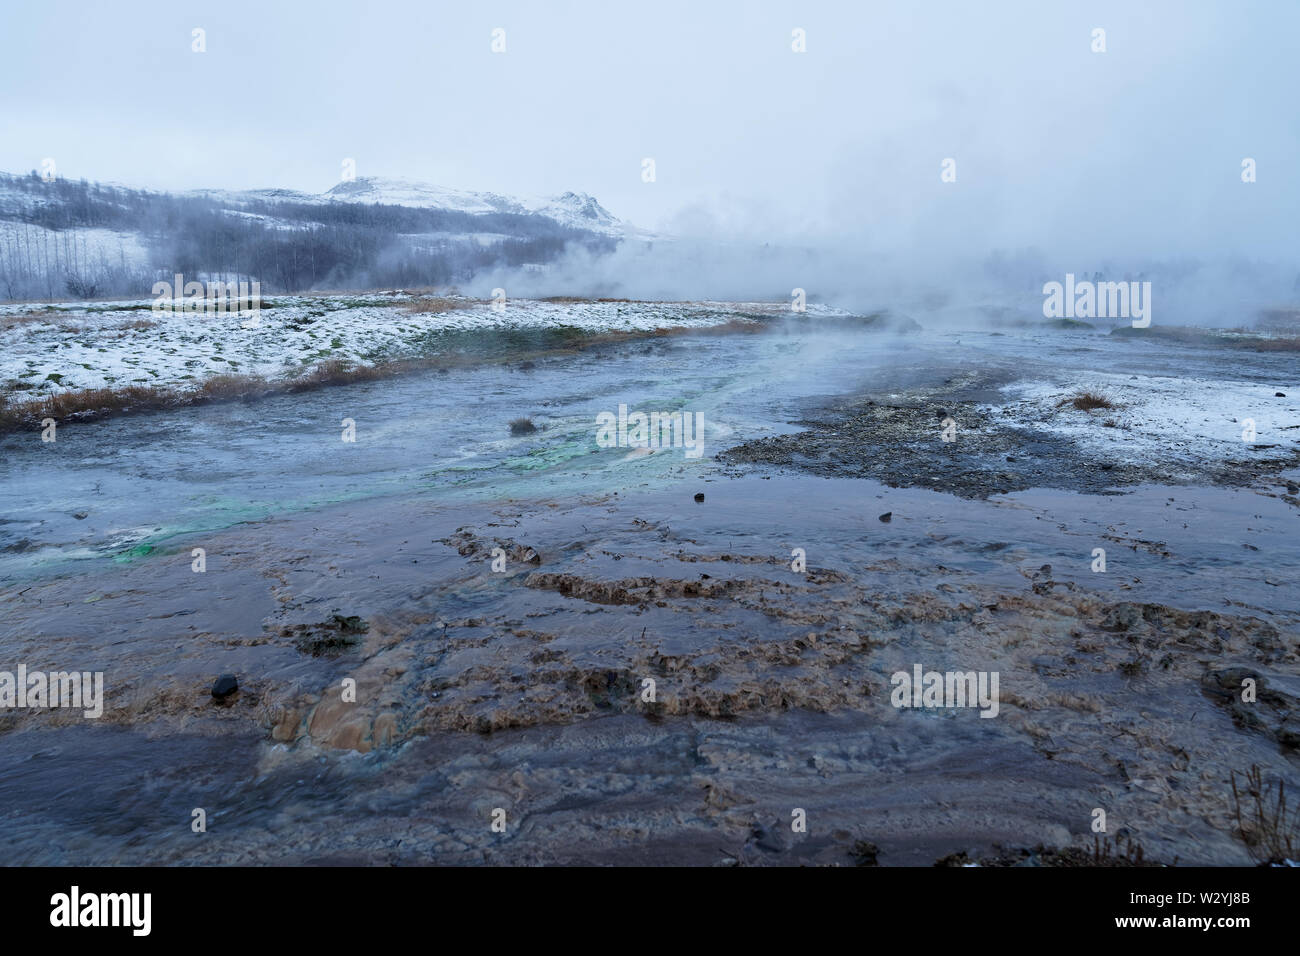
left=1231, top=765, right=1299, bottom=865
left=1058, top=390, right=1116, bottom=412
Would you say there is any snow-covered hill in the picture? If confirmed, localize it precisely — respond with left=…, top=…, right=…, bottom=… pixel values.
left=191, top=176, right=632, bottom=236
left=0, top=170, right=644, bottom=300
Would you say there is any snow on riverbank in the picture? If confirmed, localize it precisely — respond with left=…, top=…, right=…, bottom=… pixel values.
left=0, top=294, right=848, bottom=395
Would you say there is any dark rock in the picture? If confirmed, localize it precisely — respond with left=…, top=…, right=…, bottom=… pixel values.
left=329, top=614, right=368, bottom=634
left=1276, top=715, right=1300, bottom=749
left=287, top=614, right=369, bottom=657
left=211, top=674, right=238, bottom=699
left=693, top=493, right=705, bottom=503
left=878, top=512, right=892, bottom=522
left=749, top=822, right=784, bottom=853
left=1200, top=667, right=1261, bottom=698
left=1276, top=392, right=1286, bottom=397
left=850, top=840, right=880, bottom=866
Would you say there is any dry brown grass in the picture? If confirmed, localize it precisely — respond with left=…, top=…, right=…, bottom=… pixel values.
left=404, top=297, right=478, bottom=314
left=6, top=314, right=157, bottom=333
left=1058, top=391, right=1117, bottom=412
left=56, top=316, right=157, bottom=335
left=0, top=311, right=58, bottom=330
left=0, top=362, right=435, bottom=431
left=196, top=373, right=272, bottom=399
left=0, top=384, right=170, bottom=428
left=1231, top=765, right=1299, bottom=865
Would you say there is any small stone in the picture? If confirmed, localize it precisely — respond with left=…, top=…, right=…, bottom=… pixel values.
left=878, top=512, right=892, bottom=522
left=694, top=493, right=705, bottom=503
left=73, top=512, right=88, bottom=520
left=1276, top=392, right=1286, bottom=397
left=212, top=674, right=239, bottom=699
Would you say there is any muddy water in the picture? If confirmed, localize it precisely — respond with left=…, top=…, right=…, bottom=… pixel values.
left=0, top=320, right=1297, bottom=865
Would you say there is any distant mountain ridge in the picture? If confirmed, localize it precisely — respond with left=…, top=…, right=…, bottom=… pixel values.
left=0, top=170, right=634, bottom=300
left=185, top=176, right=628, bottom=236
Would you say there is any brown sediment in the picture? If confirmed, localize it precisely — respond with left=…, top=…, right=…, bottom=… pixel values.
left=2, top=475, right=1296, bottom=865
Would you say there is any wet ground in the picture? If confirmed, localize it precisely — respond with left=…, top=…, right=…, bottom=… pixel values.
left=720, top=365, right=1300, bottom=498
left=0, top=312, right=1297, bottom=865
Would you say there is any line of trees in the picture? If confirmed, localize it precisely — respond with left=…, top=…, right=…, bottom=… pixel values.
left=0, top=220, right=149, bottom=300
left=0, top=171, right=618, bottom=301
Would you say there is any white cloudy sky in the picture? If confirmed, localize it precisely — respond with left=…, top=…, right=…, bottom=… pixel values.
left=1, top=0, right=1296, bottom=259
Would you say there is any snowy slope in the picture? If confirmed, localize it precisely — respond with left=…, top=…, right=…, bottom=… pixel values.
left=194, top=177, right=633, bottom=236
left=321, top=177, right=628, bottom=235
left=4, top=171, right=641, bottom=240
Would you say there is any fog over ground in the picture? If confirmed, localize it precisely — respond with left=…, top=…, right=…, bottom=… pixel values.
left=2, top=1, right=1296, bottom=319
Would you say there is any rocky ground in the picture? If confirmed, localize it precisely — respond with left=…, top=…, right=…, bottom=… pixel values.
left=719, top=367, right=1300, bottom=499
left=1, top=471, right=1296, bottom=865
left=1, top=313, right=1296, bottom=865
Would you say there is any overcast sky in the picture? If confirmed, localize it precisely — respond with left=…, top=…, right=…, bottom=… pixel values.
left=1, top=0, right=1297, bottom=260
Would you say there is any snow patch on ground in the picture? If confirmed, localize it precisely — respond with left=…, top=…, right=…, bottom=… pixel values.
left=0, top=294, right=849, bottom=395
left=995, top=372, right=1299, bottom=471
